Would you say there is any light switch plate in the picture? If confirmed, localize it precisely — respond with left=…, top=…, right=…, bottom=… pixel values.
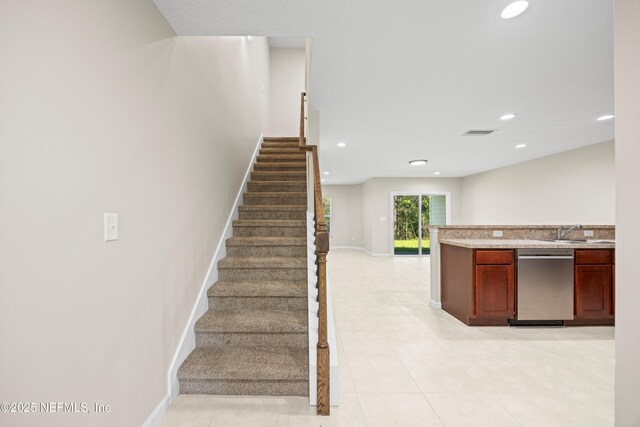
left=584, top=230, right=594, bottom=237
left=493, top=230, right=503, bottom=237
left=104, top=213, right=118, bottom=241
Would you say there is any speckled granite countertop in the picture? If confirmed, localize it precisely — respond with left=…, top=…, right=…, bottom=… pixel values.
left=440, top=238, right=615, bottom=249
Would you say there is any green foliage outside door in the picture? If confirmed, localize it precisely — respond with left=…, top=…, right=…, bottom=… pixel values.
left=393, top=194, right=445, bottom=255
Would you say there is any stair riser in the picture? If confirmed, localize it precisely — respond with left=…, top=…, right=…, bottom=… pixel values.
left=260, top=145, right=301, bottom=151
left=259, top=149, right=302, bottom=155
left=238, top=210, right=306, bottom=220
left=208, top=296, right=307, bottom=310
left=195, top=332, right=307, bottom=348
left=262, top=141, right=299, bottom=146
left=218, top=268, right=307, bottom=281
left=250, top=172, right=306, bottom=182
left=243, top=196, right=307, bottom=205
left=257, top=158, right=306, bottom=163
left=226, top=245, right=306, bottom=257
left=179, top=379, right=308, bottom=396
left=254, top=164, right=306, bottom=171
left=247, top=182, right=307, bottom=192
left=233, top=226, right=306, bottom=237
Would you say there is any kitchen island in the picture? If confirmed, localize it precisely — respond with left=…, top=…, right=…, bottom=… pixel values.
left=432, top=228, right=615, bottom=326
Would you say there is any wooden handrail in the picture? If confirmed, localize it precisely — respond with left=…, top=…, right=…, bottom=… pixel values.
left=298, top=91, right=330, bottom=415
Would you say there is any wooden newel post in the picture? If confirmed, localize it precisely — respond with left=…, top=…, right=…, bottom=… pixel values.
left=316, top=223, right=330, bottom=415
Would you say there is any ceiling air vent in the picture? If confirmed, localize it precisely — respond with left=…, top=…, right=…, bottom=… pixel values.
left=464, top=130, right=496, bottom=136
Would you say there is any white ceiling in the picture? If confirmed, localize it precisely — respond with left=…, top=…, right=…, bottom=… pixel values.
left=268, top=37, right=306, bottom=48
left=154, top=0, right=614, bottom=184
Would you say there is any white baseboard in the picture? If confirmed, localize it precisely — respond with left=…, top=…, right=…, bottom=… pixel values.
left=163, top=134, right=264, bottom=415
left=429, top=299, right=442, bottom=309
left=141, top=394, right=169, bottom=427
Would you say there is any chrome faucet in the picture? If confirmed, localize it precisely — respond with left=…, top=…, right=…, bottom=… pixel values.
left=558, top=224, right=582, bottom=240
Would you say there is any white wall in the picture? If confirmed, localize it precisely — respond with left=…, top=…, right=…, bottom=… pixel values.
left=323, top=185, right=363, bottom=247
left=461, top=141, right=615, bottom=225
left=269, top=48, right=306, bottom=136
left=614, top=1, right=640, bottom=425
left=0, top=3, right=269, bottom=427
left=362, top=180, right=375, bottom=253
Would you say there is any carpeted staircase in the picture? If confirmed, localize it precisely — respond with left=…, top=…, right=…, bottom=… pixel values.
left=177, top=137, right=310, bottom=396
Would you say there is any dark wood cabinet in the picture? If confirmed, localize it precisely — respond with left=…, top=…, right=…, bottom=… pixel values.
left=441, top=244, right=515, bottom=325
left=475, top=264, right=515, bottom=318
left=441, top=244, right=615, bottom=327
left=575, top=264, right=612, bottom=319
left=569, top=249, right=614, bottom=325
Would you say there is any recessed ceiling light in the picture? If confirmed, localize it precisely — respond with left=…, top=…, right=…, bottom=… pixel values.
left=434, top=171, right=441, bottom=175
left=323, top=171, right=329, bottom=175
left=501, top=1, right=529, bottom=19
left=409, top=160, right=428, bottom=166
left=247, top=35, right=254, bottom=41
left=596, top=114, right=615, bottom=121
left=337, top=142, right=346, bottom=148
left=500, top=113, right=517, bottom=120
left=464, top=130, right=496, bottom=136
left=515, top=144, right=527, bottom=149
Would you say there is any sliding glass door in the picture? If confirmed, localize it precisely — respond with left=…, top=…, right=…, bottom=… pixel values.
left=393, top=195, right=420, bottom=255
left=393, top=194, right=447, bottom=255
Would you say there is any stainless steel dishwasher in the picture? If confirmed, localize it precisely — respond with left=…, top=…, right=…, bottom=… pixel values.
left=514, top=248, right=574, bottom=325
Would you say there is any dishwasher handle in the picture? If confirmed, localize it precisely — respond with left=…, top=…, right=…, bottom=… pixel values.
left=518, top=255, right=575, bottom=260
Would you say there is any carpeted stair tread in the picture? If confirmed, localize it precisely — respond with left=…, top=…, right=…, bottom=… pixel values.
left=236, top=206, right=307, bottom=221
left=208, top=280, right=307, bottom=298
left=218, top=256, right=306, bottom=269
left=260, top=144, right=301, bottom=151
left=247, top=183, right=307, bottom=193
left=257, top=155, right=306, bottom=162
left=248, top=180, right=306, bottom=185
left=259, top=148, right=302, bottom=154
left=178, top=346, right=308, bottom=381
left=195, top=309, right=307, bottom=334
left=263, top=137, right=300, bottom=142
left=253, top=163, right=306, bottom=170
left=250, top=171, right=306, bottom=181
left=238, top=205, right=307, bottom=211
left=233, top=219, right=306, bottom=227
left=226, top=237, right=306, bottom=247
left=237, top=205, right=307, bottom=219
left=243, top=192, right=306, bottom=198
left=248, top=181, right=306, bottom=188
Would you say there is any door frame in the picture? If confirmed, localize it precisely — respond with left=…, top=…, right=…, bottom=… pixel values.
left=389, top=191, right=451, bottom=256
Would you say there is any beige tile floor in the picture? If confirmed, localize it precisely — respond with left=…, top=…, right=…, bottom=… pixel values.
left=157, top=249, right=615, bottom=427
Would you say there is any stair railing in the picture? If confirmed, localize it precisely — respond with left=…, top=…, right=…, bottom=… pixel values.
left=298, top=91, right=330, bottom=415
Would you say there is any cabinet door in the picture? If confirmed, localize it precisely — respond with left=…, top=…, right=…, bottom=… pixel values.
left=475, top=265, right=515, bottom=318
left=575, top=265, right=612, bottom=319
